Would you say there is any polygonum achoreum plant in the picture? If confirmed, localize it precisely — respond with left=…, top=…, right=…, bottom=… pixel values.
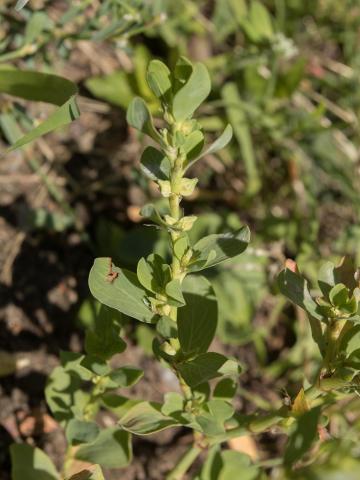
left=87, top=57, right=252, bottom=476
left=11, top=58, right=360, bottom=480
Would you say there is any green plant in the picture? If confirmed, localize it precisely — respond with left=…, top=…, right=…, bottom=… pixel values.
left=9, top=56, right=360, bottom=479
left=279, top=259, right=360, bottom=393
left=11, top=57, right=254, bottom=479
left=87, top=57, right=254, bottom=477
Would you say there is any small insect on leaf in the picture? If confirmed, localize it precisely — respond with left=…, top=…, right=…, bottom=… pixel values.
left=106, top=258, right=119, bottom=283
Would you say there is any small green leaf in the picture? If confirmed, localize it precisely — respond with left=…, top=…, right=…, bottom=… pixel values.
left=182, top=130, right=205, bottom=162
left=339, top=325, right=360, bottom=357
left=140, top=147, right=171, bottom=181
left=66, top=420, right=100, bottom=446
left=89, top=258, right=156, bottom=324
left=107, top=366, right=144, bottom=388
left=45, top=366, right=84, bottom=425
left=207, top=399, right=234, bottom=421
left=85, top=71, right=133, bottom=109
left=319, top=368, right=356, bottom=390
left=75, top=427, right=132, bottom=469
left=278, top=268, right=325, bottom=354
left=137, top=255, right=178, bottom=303
left=126, top=97, right=160, bottom=141
left=186, top=124, right=233, bottom=169
left=156, top=316, right=178, bottom=338
left=248, top=1, right=274, bottom=41
left=196, top=415, right=225, bottom=437
left=60, top=351, right=93, bottom=381
left=189, top=226, right=250, bottom=272
left=102, top=394, right=140, bottom=420
left=178, top=275, right=217, bottom=355
left=278, top=268, right=322, bottom=321
left=173, top=234, right=189, bottom=260
left=172, top=63, right=211, bottom=121
left=318, top=261, right=339, bottom=299
left=177, top=353, right=240, bottom=388
left=329, top=283, right=349, bottom=307
left=146, top=60, right=172, bottom=104
left=196, top=399, right=234, bottom=436
left=202, top=124, right=233, bottom=156
left=81, top=355, right=111, bottom=377
left=284, top=407, right=321, bottom=466
left=137, top=255, right=165, bottom=294
left=140, top=203, right=168, bottom=228
left=24, top=12, right=51, bottom=45
left=161, top=392, right=184, bottom=416
left=119, top=401, right=180, bottom=435
left=11, top=444, right=59, bottom=480
left=166, top=278, right=185, bottom=306
left=213, top=378, right=237, bottom=401
left=174, top=56, right=193, bottom=91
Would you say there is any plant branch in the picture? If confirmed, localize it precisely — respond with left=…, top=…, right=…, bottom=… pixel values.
left=166, top=444, right=202, bottom=480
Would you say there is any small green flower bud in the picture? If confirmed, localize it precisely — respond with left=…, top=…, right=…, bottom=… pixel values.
left=179, top=178, right=198, bottom=197
left=164, top=215, right=177, bottom=226
left=161, top=341, right=177, bottom=356
left=177, top=215, right=197, bottom=232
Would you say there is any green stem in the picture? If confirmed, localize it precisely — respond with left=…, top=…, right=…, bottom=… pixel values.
left=168, top=155, right=183, bottom=320
left=322, top=318, right=347, bottom=373
left=61, top=445, right=74, bottom=479
left=166, top=148, right=193, bottom=399
left=166, top=444, right=202, bottom=480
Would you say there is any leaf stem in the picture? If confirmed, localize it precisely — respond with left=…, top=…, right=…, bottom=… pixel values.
left=166, top=444, right=202, bottom=480
left=61, top=445, right=74, bottom=479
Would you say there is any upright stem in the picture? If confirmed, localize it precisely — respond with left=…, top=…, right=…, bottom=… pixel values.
left=168, top=153, right=183, bottom=320
left=62, top=446, right=74, bottom=479
left=166, top=147, right=193, bottom=398
left=322, top=318, right=347, bottom=374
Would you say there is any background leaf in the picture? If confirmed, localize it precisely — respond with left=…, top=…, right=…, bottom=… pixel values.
left=284, top=407, right=321, bottom=466
left=11, top=444, right=59, bottom=480
left=0, top=69, right=79, bottom=152
left=222, top=82, right=260, bottom=194
left=15, top=0, right=30, bottom=11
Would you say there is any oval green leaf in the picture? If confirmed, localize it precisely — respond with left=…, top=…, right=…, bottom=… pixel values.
left=189, top=226, right=250, bottom=272
left=172, top=63, right=211, bottom=121
left=88, top=258, right=156, bottom=324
